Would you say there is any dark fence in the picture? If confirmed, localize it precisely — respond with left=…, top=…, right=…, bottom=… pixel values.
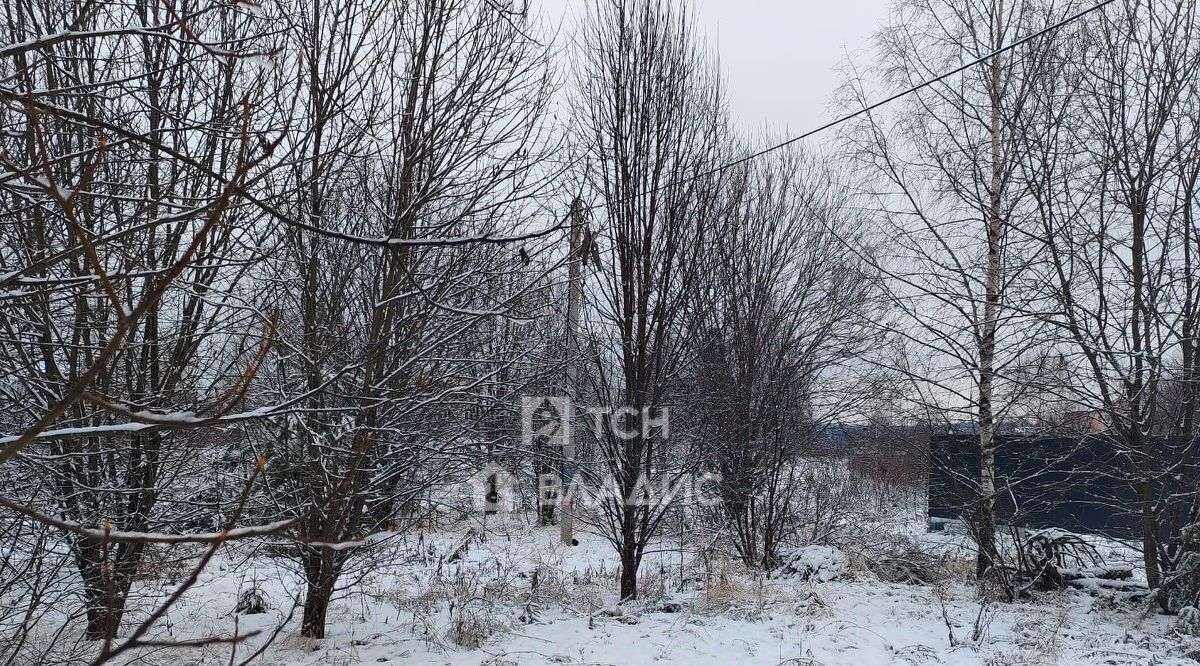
left=928, top=434, right=1197, bottom=538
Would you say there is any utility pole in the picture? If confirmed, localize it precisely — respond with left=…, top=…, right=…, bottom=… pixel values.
left=561, top=199, right=585, bottom=545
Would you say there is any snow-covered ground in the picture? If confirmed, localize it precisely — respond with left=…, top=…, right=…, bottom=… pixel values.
left=19, top=507, right=1195, bottom=666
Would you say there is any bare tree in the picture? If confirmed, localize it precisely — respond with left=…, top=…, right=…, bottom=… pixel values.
left=572, top=0, right=725, bottom=600
left=0, top=0, right=294, bottom=649
left=842, top=0, right=1062, bottom=587
left=253, top=0, right=558, bottom=638
left=693, top=142, right=880, bottom=569
left=1019, top=0, right=1200, bottom=590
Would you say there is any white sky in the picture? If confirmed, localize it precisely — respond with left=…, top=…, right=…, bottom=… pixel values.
left=532, top=0, right=893, bottom=134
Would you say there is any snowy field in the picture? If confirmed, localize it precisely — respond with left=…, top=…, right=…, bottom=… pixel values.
left=13, top=504, right=1195, bottom=666
left=6, top=0, right=1200, bottom=663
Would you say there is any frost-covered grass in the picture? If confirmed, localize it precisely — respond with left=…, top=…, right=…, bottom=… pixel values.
left=11, top=503, right=1197, bottom=665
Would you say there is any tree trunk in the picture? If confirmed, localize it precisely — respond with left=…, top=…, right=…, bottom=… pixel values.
left=77, top=540, right=132, bottom=641
left=535, top=436, right=556, bottom=525
left=300, top=550, right=339, bottom=639
left=976, top=421, right=999, bottom=580
left=618, top=503, right=640, bottom=600
left=1139, top=479, right=1161, bottom=588
left=976, top=5, right=1005, bottom=584
left=619, top=541, right=639, bottom=601
left=1135, top=426, right=1161, bottom=588
left=84, top=603, right=124, bottom=642
left=82, top=571, right=125, bottom=642
left=1131, top=179, right=1159, bottom=587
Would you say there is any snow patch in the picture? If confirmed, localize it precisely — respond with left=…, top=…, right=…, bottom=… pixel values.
left=775, top=545, right=848, bottom=582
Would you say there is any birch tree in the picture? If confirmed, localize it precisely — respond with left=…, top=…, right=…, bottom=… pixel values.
left=1019, top=0, right=1200, bottom=590
left=844, top=0, right=1059, bottom=586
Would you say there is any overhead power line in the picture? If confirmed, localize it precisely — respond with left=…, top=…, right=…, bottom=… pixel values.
left=602, top=0, right=1120, bottom=207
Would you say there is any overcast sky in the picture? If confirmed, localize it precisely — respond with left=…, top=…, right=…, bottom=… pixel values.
left=533, top=0, right=894, bottom=133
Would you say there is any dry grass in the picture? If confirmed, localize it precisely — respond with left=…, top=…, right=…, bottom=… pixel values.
left=363, top=528, right=601, bottom=650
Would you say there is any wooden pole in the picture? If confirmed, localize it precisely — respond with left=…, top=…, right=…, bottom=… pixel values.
left=561, top=199, right=585, bottom=545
